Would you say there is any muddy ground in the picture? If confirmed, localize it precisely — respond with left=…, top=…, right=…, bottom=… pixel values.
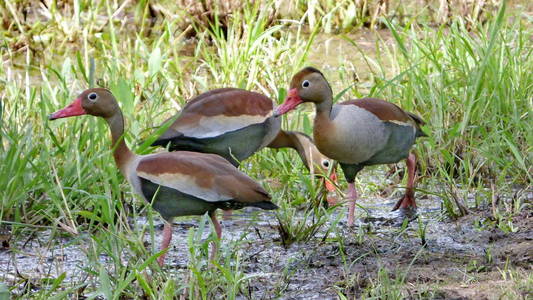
left=1, top=185, right=531, bottom=299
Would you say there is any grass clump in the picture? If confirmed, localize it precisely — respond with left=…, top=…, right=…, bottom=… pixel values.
left=0, top=0, right=531, bottom=298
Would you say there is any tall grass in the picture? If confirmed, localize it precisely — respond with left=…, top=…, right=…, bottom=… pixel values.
left=0, top=0, right=531, bottom=298
left=143, top=0, right=503, bottom=34
left=340, top=2, right=532, bottom=215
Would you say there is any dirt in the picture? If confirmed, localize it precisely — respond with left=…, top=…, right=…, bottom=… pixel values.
left=1, top=182, right=531, bottom=299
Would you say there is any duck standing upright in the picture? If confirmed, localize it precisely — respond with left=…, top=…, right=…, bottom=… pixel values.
left=49, top=88, right=278, bottom=266
left=275, top=67, right=426, bottom=226
left=151, top=88, right=337, bottom=191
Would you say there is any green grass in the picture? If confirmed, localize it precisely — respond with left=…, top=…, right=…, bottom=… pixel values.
left=1, top=0, right=531, bottom=298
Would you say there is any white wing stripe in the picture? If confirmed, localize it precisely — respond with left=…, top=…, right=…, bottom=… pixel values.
left=137, top=171, right=233, bottom=202
left=176, top=114, right=271, bottom=139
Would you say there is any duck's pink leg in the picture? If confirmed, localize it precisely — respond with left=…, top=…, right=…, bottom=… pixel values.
left=157, top=222, right=173, bottom=267
left=347, top=182, right=358, bottom=226
left=209, top=211, right=222, bottom=261
left=392, top=152, right=417, bottom=211
left=222, top=209, right=233, bottom=220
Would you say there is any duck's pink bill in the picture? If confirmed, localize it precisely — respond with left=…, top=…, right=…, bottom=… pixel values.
left=49, top=98, right=86, bottom=120
left=274, top=88, right=302, bottom=116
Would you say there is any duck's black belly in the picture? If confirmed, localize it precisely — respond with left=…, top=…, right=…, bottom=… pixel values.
left=339, top=122, right=417, bottom=182
left=139, top=177, right=277, bottom=221
left=156, top=121, right=273, bottom=166
left=139, top=177, right=243, bottom=220
left=364, top=122, right=416, bottom=165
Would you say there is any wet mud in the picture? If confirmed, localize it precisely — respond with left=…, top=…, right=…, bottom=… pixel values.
left=1, top=185, right=531, bottom=298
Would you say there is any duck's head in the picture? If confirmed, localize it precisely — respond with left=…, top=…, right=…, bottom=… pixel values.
left=275, top=67, right=332, bottom=116
left=49, top=88, right=118, bottom=120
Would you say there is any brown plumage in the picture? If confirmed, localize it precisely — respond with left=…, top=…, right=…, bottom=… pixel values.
left=49, top=88, right=277, bottom=266
left=150, top=88, right=338, bottom=191
left=276, top=67, right=427, bottom=226
left=182, top=88, right=273, bottom=117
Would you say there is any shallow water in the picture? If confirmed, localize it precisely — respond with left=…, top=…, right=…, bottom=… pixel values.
left=4, top=178, right=528, bottom=298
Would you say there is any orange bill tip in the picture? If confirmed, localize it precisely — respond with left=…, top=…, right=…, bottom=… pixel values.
left=324, top=170, right=338, bottom=192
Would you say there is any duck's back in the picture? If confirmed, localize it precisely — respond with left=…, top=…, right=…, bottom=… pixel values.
left=152, top=88, right=280, bottom=165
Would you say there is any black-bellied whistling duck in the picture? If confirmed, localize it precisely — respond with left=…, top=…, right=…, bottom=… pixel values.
left=150, top=88, right=337, bottom=192
left=275, top=67, right=427, bottom=226
left=49, top=88, right=278, bottom=266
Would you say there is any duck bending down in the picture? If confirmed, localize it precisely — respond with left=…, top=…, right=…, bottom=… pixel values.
left=275, top=67, right=426, bottom=226
left=49, top=88, right=278, bottom=266
left=150, top=88, right=337, bottom=192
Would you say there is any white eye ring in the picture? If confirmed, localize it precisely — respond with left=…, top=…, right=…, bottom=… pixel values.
left=302, top=80, right=310, bottom=88
left=322, top=160, right=330, bottom=168
left=88, top=92, right=98, bottom=102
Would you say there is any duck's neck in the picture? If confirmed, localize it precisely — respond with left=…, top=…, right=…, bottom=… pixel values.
left=315, top=86, right=333, bottom=119
left=268, top=131, right=312, bottom=170
left=290, top=132, right=316, bottom=171
left=105, top=111, right=135, bottom=176
left=312, top=86, right=334, bottom=152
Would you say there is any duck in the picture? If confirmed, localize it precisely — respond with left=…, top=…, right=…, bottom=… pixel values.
left=274, top=67, right=426, bottom=226
left=49, top=88, right=278, bottom=266
left=150, top=88, right=337, bottom=193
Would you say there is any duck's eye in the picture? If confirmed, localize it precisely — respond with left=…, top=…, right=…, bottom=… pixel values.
left=88, top=92, right=98, bottom=101
left=302, top=80, right=310, bottom=88
left=322, top=160, right=330, bottom=168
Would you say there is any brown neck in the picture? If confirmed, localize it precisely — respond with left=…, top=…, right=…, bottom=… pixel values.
left=312, top=88, right=335, bottom=154
left=105, top=111, right=135, bottom=175
left=315, top=83, right=333, bottom=118
left=267, top=130, right=292, bottom=149
left=267, top=130, right=312, bottom=170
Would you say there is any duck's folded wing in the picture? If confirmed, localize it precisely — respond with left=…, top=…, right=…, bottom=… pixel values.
left=135, top=151, right=271, bottom=204
left=342, top=98, right=427, bottom=137
left=159, top=89, right=274, bottom=140
left=341, top=98, right=414, bottom=125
